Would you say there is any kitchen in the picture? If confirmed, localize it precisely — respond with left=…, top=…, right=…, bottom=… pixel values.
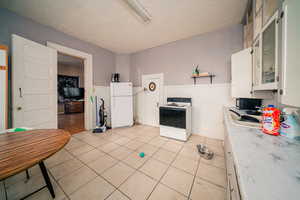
left=0, top=0, right=299, bottom=200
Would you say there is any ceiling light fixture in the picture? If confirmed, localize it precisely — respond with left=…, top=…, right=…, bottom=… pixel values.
left=123, top=0, right=152, bottom=22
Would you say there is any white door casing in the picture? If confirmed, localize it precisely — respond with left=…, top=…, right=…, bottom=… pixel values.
left=0, top=46, right=8, bottom=131
left=141, top=73, right=164, bottom=127
left=46, top=42, right=93, bottom=130
left=12, top=34, right=57, bottom=128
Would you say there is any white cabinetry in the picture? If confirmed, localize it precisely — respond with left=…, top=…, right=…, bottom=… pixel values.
left=252, top=38, right=261, bottom=87
left=281, top=0, right=300, bottom=107
left=231, top=48, right=253, bottom=98
left=253, top=11, right=279, bottom=91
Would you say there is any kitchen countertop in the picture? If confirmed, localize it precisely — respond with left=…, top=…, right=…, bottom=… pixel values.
left=223, top=107, right=300, bottom=200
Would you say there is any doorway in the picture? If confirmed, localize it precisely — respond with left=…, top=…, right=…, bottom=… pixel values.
left=57, top=53, right=85, bottom=134
left=47, top=41, right=94, bottom=131
left=141, top=73, right=164, bottom=127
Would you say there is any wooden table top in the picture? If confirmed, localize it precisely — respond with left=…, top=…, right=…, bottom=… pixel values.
left=0, top=129, right=70, bottom=180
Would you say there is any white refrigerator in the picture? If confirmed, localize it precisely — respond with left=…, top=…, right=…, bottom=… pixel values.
left=110, top=82, right=133, bottom=128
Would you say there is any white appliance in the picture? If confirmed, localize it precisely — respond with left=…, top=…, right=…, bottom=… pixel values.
left=159, top=97, right=192, bottom=141
left=110, top=82, right=133, bottom=128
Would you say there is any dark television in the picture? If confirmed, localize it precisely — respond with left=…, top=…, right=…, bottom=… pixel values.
left=63, top=88, right=84, bottom=99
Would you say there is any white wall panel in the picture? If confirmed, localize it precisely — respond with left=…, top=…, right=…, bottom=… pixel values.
left=133, top=84, right=234, bottom=140
left=102, top=83, right=233, bottom=139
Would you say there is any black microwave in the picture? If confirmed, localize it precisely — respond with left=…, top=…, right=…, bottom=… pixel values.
left=236, top=98, right=262, bottom=110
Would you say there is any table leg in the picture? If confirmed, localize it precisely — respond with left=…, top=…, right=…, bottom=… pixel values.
left=39, top=161, right=55, bottom=198
left=0, top=181, right=7, bottom=200
left=26, top=169, right=30, bottom=180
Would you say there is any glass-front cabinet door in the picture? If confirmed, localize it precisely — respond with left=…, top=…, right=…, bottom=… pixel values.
left=253, top=11, right=278, bottom=90
left=253, top=38, right=261, bottom=87
left=254, top=8, right=262, bottom=39
left=262, top=19, right=276, bottom=84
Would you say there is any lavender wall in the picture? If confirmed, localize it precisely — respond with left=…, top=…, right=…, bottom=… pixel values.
left=0, top=8, right=115, bottom=86
left=130, top=24, right=243, bottom=86
left=115, top=54, right=131, bottom=82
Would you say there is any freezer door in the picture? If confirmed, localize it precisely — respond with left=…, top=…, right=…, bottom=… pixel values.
left=110, top=82, right=132, bottom=97
left=111, top=96, right=133, bottom=128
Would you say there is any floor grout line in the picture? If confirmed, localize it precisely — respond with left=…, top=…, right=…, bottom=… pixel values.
left=145, top=144, right=187, bottom=200
left=18, top=126, right=225, bottom=200
left=48, top=169, right=72, bottom=200
left=69, top=132, right=197, bottom=199
left=187, top=152, right=202, bottom=200
left=61, top=129, right=159, bottom=200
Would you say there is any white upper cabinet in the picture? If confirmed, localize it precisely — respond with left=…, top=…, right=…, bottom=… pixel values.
left=252, top=38, right=261, bottom=87
left=281, top=0, right=300, bottom=107
left=253, top=11, right=279, bottom=91
left=231, top=48, right=253, bottom=98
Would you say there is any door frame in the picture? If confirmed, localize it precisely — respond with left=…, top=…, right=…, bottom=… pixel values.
left=47, top=42, right=93, bottom=130
left=141, top=73, right=164, bottom=126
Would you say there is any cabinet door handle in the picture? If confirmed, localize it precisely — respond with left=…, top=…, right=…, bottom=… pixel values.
left=19, top=88, right=23, bottom=98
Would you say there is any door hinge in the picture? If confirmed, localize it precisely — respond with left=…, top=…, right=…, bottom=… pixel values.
left=280, top=11, right=284, bottom=19
left=279, top=89, right=283, bottom=95
left=277, top=11, right=284, bottom=24
left=276, top=76, right=280, bottom=82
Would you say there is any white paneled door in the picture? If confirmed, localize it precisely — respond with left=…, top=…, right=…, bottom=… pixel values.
left=142, top=74, right=163, bottom=127
left=12, top=35, right=57, bottom=129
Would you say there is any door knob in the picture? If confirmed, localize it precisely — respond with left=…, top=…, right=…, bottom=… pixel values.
left=17, top=106, right=22, bottom=111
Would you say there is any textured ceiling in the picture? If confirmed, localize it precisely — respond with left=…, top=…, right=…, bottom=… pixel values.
left=0, top=0, right=248, bottom=53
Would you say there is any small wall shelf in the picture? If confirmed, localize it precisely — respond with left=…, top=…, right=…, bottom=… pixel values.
left=191, top=74, right=215, bottom=85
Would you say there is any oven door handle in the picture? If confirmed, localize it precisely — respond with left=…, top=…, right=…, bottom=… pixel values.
left=159, top=107, right=186, bottom=111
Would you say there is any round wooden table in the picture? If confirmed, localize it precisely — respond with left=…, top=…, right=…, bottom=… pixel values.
left=0, top=129, right=70, bottom=199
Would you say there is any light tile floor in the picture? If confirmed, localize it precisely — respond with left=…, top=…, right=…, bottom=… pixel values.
left=1, top=125, right=226, bottom=200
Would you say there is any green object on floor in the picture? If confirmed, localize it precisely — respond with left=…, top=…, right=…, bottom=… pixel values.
left=14, top=128, right=28, bottom=132
left=139, top=152, right=145, bottom=158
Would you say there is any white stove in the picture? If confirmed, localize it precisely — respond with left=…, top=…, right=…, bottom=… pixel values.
left=159, top=97, right=192, bottom=141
